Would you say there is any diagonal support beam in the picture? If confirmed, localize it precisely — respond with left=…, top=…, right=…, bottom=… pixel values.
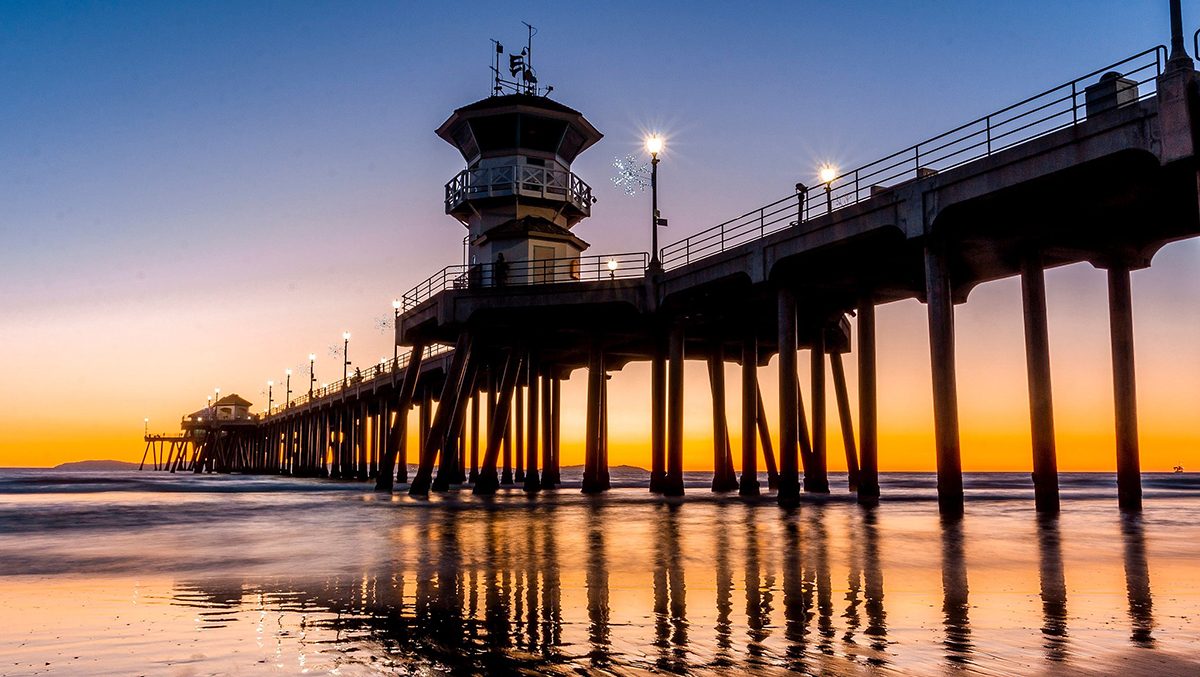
left=409, top=334, right=473, bottom=496
left=376, top=338, right=426, bottom=491
left=475, top=350, right=525, bottom=495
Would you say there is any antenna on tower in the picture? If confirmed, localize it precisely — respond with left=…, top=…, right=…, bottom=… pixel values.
left=523, top=22, right=537, bottom=95
left=489, top=24, right=544, bottom=97
left=491, top=39, right=504, bottom=96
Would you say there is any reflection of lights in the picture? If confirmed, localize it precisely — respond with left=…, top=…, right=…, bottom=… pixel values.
left=818, top=164, right=838, bottom=184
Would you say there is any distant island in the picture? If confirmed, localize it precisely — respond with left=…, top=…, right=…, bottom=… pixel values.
left=54, top=460, right=140, bottom=471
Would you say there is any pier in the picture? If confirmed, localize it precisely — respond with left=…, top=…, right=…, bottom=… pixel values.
left=149, top=7, right=1200, bottom=515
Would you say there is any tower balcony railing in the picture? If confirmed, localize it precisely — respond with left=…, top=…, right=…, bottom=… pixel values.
left=445, top=164, right=593, bottom=215
left=401, top=252, right=649, bottom=311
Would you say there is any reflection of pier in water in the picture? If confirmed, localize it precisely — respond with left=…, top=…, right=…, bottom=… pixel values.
left=154, top=506, right=1161, bottom=672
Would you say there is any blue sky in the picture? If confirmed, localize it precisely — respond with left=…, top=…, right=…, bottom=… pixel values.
left=3, top=1, right=1197, bottom=467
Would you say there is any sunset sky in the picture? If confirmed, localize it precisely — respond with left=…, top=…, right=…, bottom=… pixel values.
left=2, top=1, right=1197, bottom=472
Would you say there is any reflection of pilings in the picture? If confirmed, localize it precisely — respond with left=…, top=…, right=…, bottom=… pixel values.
left=1121, top=514, right=1154, bottom=647
left=781, top=519, right=809, bottom=671
left=808, top=512, right=834, bottom=652
left=542, top=514, right=562, bottom=647
left=940, top=516, right=972, bottom=664
left=483, top=511, right=510, bottom=653
left=653, top=505, right=687, bottom=672
left=523, top=515, right=539, bottom=651
left=744, top=508, right=768, bottom=660
left=861, top=509, right=888, bottom=660
left=585, top=505, right=610, bottom=667
left=1036, top=515, right=1069, bottom=661
left=843, top=510, right=863, bottom=648
left=714, top=515, right=733, bottom=663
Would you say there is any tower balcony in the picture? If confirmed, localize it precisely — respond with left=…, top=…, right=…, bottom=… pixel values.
left=445, top=163, right=593, bottom=217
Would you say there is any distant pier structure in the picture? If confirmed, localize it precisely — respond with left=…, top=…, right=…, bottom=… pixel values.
left=150, top=4, right=1200, bottom=514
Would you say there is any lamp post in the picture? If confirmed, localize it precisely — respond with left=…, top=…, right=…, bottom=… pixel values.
left=214, top=388, right=221, bottom=409
left=285, top=369, right=292, bottom=407
left=342, top=331, right=351, bottom=382
left=267, top=380, right=274, bottom=414
left=308, top=353, right=316, bottom=398
left=392, top=299, right=402, bottom=363
left=819, top=165, right=837, bottom=216
left=607, top=258, right=617, bottom=279
left=144, top=417, right=149, bottom=436
left=646, top=135, right=665, bottom=270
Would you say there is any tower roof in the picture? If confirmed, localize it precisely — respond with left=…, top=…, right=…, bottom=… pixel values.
left=214, top=394, right=252, bottom=407
left=436, top=94, right=603, bottom=164
left=474, top=215, right=589, bottom=249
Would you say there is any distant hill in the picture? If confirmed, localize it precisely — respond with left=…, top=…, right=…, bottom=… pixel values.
left=561, top=464, right=649, bottom=474
left=53, top=460, right=140, bottom=471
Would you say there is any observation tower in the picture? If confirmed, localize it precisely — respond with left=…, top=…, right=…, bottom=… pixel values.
left=435, top=31, right=602, bottom=286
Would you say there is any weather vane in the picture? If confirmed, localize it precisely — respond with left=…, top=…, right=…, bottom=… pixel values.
left=611, top=154, right=650, bottom=196
left=490, top=23, right=551, bottom=97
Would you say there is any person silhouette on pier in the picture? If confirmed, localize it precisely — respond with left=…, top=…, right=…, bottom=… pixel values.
left=494, top=253, right=508, bottom=287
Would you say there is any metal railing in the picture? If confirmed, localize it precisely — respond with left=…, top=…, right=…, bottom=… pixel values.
left=659, top=45, right=1168, bottom=269
left=263, top=343, right=455, bottom=417
left=445, top=163, right=593, bottom=215
left=400, top=252, right=650, bottom=311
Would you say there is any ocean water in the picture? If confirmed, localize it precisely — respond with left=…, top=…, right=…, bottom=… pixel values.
left=0, top=468, right=1198, bottom=676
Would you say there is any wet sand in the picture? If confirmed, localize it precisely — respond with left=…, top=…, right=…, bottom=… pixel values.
left=0, top=470, right=1198, bottom=675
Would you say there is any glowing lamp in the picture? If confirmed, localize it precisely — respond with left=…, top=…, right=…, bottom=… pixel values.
left=645, top=135, right=664, bottom=156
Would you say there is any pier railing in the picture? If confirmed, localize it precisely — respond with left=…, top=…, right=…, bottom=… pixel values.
left=659, top=45, right=1168, bottom=269
left=266, top=342, right=454, bottom=416
left=401, top=252, right=650, bottom=311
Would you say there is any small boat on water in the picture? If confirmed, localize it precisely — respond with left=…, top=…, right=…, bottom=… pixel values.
left=1174, top=464, right=1185, bottom=474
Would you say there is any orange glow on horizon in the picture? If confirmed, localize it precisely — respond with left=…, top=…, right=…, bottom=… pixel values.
left=4, top=259, right=1198, bottom=474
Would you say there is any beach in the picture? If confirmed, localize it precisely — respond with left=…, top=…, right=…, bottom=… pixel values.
left=1, top=469, right=1198, bottom=675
